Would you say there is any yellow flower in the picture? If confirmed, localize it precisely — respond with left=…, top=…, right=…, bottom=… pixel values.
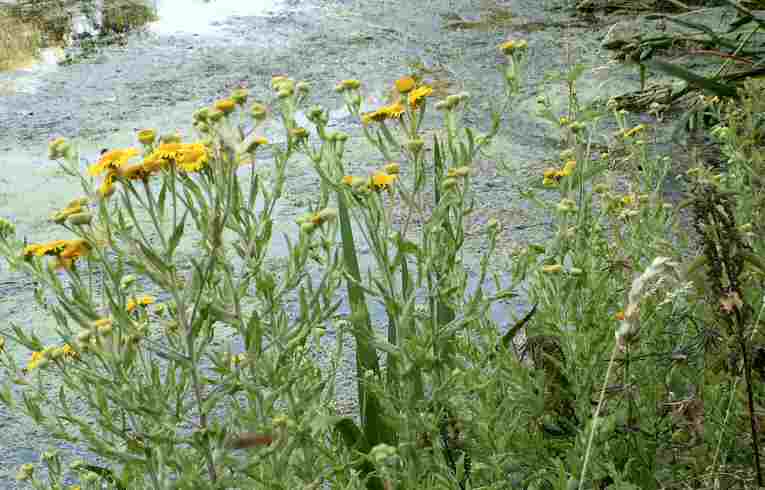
left=622, top=124, right=646, bottom=138
left=154, top=143, right=183, bottom=161
left=214, top=98, right=237, bottom=115
left=118, top=163, right=152, bottom=181
left=88, top=148, right=140, bottom=176
left=141, top=153, right=165, bottom=173
left=621, top=194, right=636, bottom=206
left=383, top=102, right=405, bottom=119
left=23, top=239, right=69, bottom=258
left=175, top=143, right=208, bottom=172
left=342, top=175, right=355, bottom=185
left=394, top=76, right=416, bottom=94
left=137, top=129, right=156, bottom=145
left=408, top=85, right=433, bottom=108
left=499, top=39, right=528, bottom=55
left=559, top=159, right=576, bottom=177
left=126, top=295, right=156, bottom=313
left=371, top=171, right=396, bottom=191
left=55, top=239, right=92, bottom=270
left=26, top=351, right=46, bottom=371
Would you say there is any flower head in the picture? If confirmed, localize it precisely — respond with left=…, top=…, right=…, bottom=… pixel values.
left=408, top=85, right=433, bottom=108
left=88, top=148, right=140, bottom=176
left=175, top=143, right=208, bottom=172
left=214, top=98, right=237, bottom=115
left=394, top=76, right=416, bottom=94
left=371, top=171, right=396, bottom=191
left=137, top=129, right=156, bottom=145
left=499, top=39, right=528, bottom=55
left=127, top=295, right=155, bottom=313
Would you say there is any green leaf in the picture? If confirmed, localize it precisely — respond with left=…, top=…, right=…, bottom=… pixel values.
left=166, top=209, right=188, bottom=261
left=644, top=59, right=738, bottom=99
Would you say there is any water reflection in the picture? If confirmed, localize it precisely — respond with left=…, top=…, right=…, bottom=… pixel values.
left=148, top=0, right=284, bottom=35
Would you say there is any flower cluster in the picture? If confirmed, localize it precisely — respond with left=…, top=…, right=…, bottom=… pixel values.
left=360, top=77, right=433, bottom=125
left=25, top=343, right=79, bottom=372
left=23, top=238, right=91, bottom=270
left=89, top=138, right=209, bottom=198
left=542, top=159, right=577, bottom=186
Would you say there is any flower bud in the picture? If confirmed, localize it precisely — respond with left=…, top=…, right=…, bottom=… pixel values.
left=542, top=264, right=563, bottom=274
left=394, top=76, right=415, bottom=94
left=250, top=103, right=267, bottom=121
left=231, top=88, right=249, bottom=106
left=0, top=217, right=16, bottom=240
left=214, top=99, right=236, bottom=115
left=447, top=166, right=471, bottom=178
left=68, top=212, right=93, bottom=226
left=383, top=162, right=400, bottom=175
left=404, top=138, right=424, bottom=154
left=194, top=107, right=211, bottom=122
left=245, top=135, right=269, bottom=153
left=15, top=463, right=34, bottom=481
left=160, top=133, right=182, bottom=144
left=441, top=177, right=458, bottom=191
left=137, top=129, right=156, bottom=145
left=205, top=110, right=222, bottom=123
left=289, top=127, right=308, bottom=141
left=296, top=81, right=310, bottom=94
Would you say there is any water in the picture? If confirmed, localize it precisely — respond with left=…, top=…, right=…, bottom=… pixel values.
left=148, top=0, right=285, bottom=35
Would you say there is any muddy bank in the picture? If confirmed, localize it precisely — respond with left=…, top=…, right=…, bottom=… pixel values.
left=0, top=0, right=649, bottom=485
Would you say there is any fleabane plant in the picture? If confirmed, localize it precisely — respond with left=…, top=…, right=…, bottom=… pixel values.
left=0, top=83, right=344, bottom=488
left=0, top=43, right=529, bottom=487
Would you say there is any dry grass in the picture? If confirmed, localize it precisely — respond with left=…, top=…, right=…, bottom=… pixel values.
left=0, top=10, right=42, bottom=71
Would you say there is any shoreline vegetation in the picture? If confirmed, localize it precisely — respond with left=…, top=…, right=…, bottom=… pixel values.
left=0, top=0, right=764, bottom=488
left=0, top=0, right=156, bottom=71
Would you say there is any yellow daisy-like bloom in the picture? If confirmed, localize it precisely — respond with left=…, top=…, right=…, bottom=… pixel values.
left=557, top=159, right=576, bottom=177
left=622, top=124, right=646, bottom=138
left=371, top=171, right=397, bottom=191
left=342, top=175, right=355, bottom=185
left=214, top=98, right=237, bottom=115
left=395, top=76, right=416, bottom=94
left=408, top=85, right=433, bottom=108
left=119, top=163, right=152, bottom=181
left=383, top=102, right=405, bottom=119
left=175, top=143, right=208, bottom=172
left=127, top=295, right=156, bottom=313
left=23, top=239, right=69, bottom=258
left=499, top=39, right=528, bottom=55
left=137, top=129, right=156, bottom=145
left=88, top=148, right=140, bottom=177
left=26, top=351, right=46, bottom=371
left=56, top=343, right=79, bottom=359
left=154, top=143, right=183, bottom=161
left=55, top=239, right=92, bottom=270
left=141, top=153, right=165, bottom=174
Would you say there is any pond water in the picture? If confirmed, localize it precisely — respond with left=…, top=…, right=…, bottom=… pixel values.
left=148, top=0, right=285, bottom=35
left=0, top=0, right=650, bottom=486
